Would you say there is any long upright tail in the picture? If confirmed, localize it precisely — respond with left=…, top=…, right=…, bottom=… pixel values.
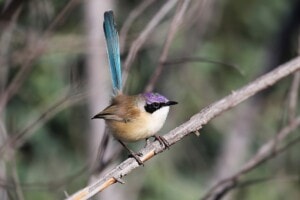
left=103, top=11, right=122, bottom=94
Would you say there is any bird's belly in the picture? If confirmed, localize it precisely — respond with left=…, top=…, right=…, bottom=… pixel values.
left=108, top=120, right=154, bottom=142
left=107, top=108, right=169, bottom=142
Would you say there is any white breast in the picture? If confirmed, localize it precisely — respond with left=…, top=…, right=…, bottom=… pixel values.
left=146, top=106, right=170, bottom=134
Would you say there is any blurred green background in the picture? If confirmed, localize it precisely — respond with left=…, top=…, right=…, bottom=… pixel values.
left=0, top=0, right=299, bottom=200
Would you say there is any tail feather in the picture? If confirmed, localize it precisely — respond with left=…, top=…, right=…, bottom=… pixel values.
left=103, top=11, right=122, bottom=93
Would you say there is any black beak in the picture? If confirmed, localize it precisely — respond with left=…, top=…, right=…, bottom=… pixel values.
left=165, top=101, right=178, bottom=106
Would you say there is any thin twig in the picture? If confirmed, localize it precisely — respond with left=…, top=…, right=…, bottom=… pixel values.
left=209, top=173, right=300, bottom=200
left=0, top=92, right=84, bottom=159
left=287, top=37, right=300, bottom=121
left=45, top=0, right=80, bottom=34
left=288, top=71, right=300, bottom=122
left=0, top=0, right=80, bottom=113
left=65, top=56, right=300, bottom=200
left=201, top=117, right=300, bottom=200
left=122, top=0, right=178, bottom=86
left=163, top=57, right=243, bottom=76
left=0, top=6, right=22, bottom=95
left=11, top=158, right=25, bottom=200
left=0, top=164, right=89, bottom=190
left=145, top=0, right=190, bottom=92
left=236, top=175, right=300, bottom=190
left=178, top=0, right=220, bottom=55
left=119, top=0, right=157, bottom=54
left=92, top=128, right=122, bottom=174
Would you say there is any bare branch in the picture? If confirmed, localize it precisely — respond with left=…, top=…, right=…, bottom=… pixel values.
left=122, top=0, right=178, bottom=86
left=11, top=158, right=25, bottom=200
left=0, top=92, right=84, bottom=159
left=162, top=57, right=243, bottom=76
left=288, top=71, right=300, bottom=122
left=0, top=163, right=89, bottom=190
left=201, top=121, right=300, bottom=200
left=0, top=0, right=80, bottom=113
left=65, top=56, right=300, bottom=200
left=206, top=173, right=300, bottom=200
left=45, top=0, right=80, bottom=34
left=119, top=0, right=157, bottom=54
left=145, top=0, right=190, bottom=92
left=236, top=175, right=300, bottom=190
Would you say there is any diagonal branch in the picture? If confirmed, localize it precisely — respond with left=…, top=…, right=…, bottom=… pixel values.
left=287, top=38, right=300, bottom=122
left=145, top=0, right=190, bottom=92
left=0, top=92, right=84, bottom=159
left=122, top=0, right=178, bottom=86
left=288, top=72, right=300, bottom=121
left=0, top=0, right=80, bottom=113
left=201, top=118, right=300, bottom=200
left=119, top=0, right=158, bottom=54
left=65, top=56, right=300, bottom=200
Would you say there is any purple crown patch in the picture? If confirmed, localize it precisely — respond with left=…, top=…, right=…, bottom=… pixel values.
left=143, top=92, right=169, bottom=104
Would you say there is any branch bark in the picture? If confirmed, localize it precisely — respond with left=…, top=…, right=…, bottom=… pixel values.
left=65, top=56, right=300, bottom=200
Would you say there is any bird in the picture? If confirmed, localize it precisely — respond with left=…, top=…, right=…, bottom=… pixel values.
left=92, top=11, right=177, bottom=165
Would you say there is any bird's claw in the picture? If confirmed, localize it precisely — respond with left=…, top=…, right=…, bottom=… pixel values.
left=128, top=152, right=144, bottom=166
left=154, top=135, right=170, bottom=149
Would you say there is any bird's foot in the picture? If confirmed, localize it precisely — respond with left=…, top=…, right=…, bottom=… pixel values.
left=144, top=138, right=152, bottom=148
left=118, top=140, right=144, bottom=166
left=128, top=152, right=144, bottom=166
left=153, top=135, right=170, bottom=149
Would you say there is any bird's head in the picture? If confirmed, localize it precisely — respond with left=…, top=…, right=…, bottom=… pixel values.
left=142, top=92, right=177, bottom=114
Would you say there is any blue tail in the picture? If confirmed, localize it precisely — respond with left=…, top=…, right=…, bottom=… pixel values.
left=103, top=11, right=122, bottom=93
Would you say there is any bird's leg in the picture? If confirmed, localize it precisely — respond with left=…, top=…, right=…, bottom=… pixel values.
left=118, top=140, right=144, bottom=166
left=153, top=135, right=170, bottom=149
left=144, top=137, right=152, bottom=148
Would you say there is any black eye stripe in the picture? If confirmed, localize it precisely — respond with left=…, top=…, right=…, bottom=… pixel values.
left=144, top=102, right=164, bottom=113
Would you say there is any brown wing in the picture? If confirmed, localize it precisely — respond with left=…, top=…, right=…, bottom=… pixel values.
left=93, top=105, right=125, bottom=121
left=92, top=94, right=141, bottom=122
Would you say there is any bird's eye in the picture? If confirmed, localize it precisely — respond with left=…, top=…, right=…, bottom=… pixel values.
left=153, top=102, right=159, bottom=108
left=144, top=102, right=161, bottom=113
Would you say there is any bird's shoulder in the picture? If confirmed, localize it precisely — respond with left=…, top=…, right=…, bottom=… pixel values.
left=101, top=94, right=142, bottom=122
